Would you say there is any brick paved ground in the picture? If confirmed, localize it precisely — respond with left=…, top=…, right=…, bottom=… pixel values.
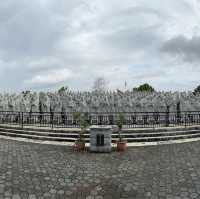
left=0, top=139, right=200, bottom=199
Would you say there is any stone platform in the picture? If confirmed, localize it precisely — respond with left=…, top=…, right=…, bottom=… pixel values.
left=1, top=138, right=200, bottom=198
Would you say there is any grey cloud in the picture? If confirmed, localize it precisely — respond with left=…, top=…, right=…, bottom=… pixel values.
left=161, top=35, right=200, bottom=62
left=115, top=6, right=168, bottom=20
left=101, top=25, right=163, bottom=53
left=0, top=0, right=83, bottom=61
left=132, top=71, right=167, bottom=80
left=0, top=0, right=199, bottom=92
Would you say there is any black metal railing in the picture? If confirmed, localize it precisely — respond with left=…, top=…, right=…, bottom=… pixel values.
left=0, top=111, right=200, bottom=129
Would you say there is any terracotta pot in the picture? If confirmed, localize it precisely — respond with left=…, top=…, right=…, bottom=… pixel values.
left=76, top=141, right=85, bottom=151
left=117, top=141, right=127, bottom=151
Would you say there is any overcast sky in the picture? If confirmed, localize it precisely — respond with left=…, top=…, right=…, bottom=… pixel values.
left=0, top=0, right=200, bottom=92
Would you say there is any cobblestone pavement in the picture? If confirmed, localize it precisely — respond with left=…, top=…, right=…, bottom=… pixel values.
left=1, top=139, right=200, bottom=199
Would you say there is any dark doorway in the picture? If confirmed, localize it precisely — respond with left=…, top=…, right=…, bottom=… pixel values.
left=96, top=134, right=104, bottom=146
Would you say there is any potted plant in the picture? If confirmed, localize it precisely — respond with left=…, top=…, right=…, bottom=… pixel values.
left=73, top=112, right=90, bottom=151
left=116, top=113, right=127, bottom=151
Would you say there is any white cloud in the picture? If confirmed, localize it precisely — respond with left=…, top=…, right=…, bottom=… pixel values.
left=26, top=68, right=73, bottom=85
left=0, top=0, right=199, bottom=92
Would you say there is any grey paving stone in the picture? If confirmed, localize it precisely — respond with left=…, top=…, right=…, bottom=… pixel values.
left=1, top=139, right=200, bottom=198
left=28, top=195, right=36, bottom=199
left=12, top=194, right=21, bottom=199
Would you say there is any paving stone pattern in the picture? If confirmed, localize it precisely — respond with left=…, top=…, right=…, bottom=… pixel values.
left=1, top=139, right=200, bottom=199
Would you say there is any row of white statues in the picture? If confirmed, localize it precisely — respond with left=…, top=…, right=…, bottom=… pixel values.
left=0, top=90, right=199, bottom=113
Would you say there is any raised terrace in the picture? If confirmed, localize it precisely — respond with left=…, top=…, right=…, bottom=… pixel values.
left=0, top=90, right=200, bottom=113
left=0, top=111, right=200, bottom=146
left=0, top=89, right=200, bottom=145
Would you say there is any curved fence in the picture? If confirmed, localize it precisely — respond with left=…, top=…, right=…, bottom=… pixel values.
left=0, top=111, right=199, bottom=129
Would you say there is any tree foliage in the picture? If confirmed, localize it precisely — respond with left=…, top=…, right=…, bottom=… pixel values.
left=73, top=112, right=90, bottom=142
left=117, top=113, right=126, bottom=141
left=193, top=85, right=200, bottom=96
left=58, top=86, right=68, bottom=95
left=117, top=113, right=126, bottom=130
left=133, top=83, right=155, bottom=92
left=73, top=112, right=90, bottom=130
left=22, top=90, right=31, bottom=97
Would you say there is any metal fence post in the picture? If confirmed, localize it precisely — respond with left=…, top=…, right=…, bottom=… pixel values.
left=18, top=112, right=20, bottom=127
left=185, top=112, right=187, bottom=128
left=165, top=106, right=170, bottom=127
left=21, top=112, right=24, bottom=129
left=1, top=111, right=200, bottom=130
left=51, top=112, right=54, bottom=129
left=153, top=117, right=155, bottom=130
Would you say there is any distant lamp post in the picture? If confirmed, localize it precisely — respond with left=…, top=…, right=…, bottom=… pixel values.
left=124, top=81, right=127, bottom=91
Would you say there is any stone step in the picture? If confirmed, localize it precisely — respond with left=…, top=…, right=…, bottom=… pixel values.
left=120, top=126, right=200, bottom=134
left=1, top=124, right=200, bottom=134
left=1, top=125, right=200, bottom=144
left=1, top=129, right=200, bottom=143
left=0, top=131, right=79, bottom=142
left=0, top=127, right=200, bottom=139
left=0, top=125, right=80, bottom=133
left=0, top=127, right=80, bottom=138
left=118, top=129, right=200, bottom=138
left=120, top=133, right=200, bottom=142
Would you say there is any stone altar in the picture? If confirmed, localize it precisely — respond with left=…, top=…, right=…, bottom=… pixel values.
left=90, top=126, right=112, bottom=152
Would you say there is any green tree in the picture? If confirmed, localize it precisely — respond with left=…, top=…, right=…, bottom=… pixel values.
left=58, top=86, right=68, bottom=95
left=22, top=90, right=31, bottom=97
left=193, top=85, right=200, bottom=95
left=133, top=83, right=155, bottom=92
left=73, top=112, right=90, bottom=142
left=117, top=113, right=126, bottom=142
